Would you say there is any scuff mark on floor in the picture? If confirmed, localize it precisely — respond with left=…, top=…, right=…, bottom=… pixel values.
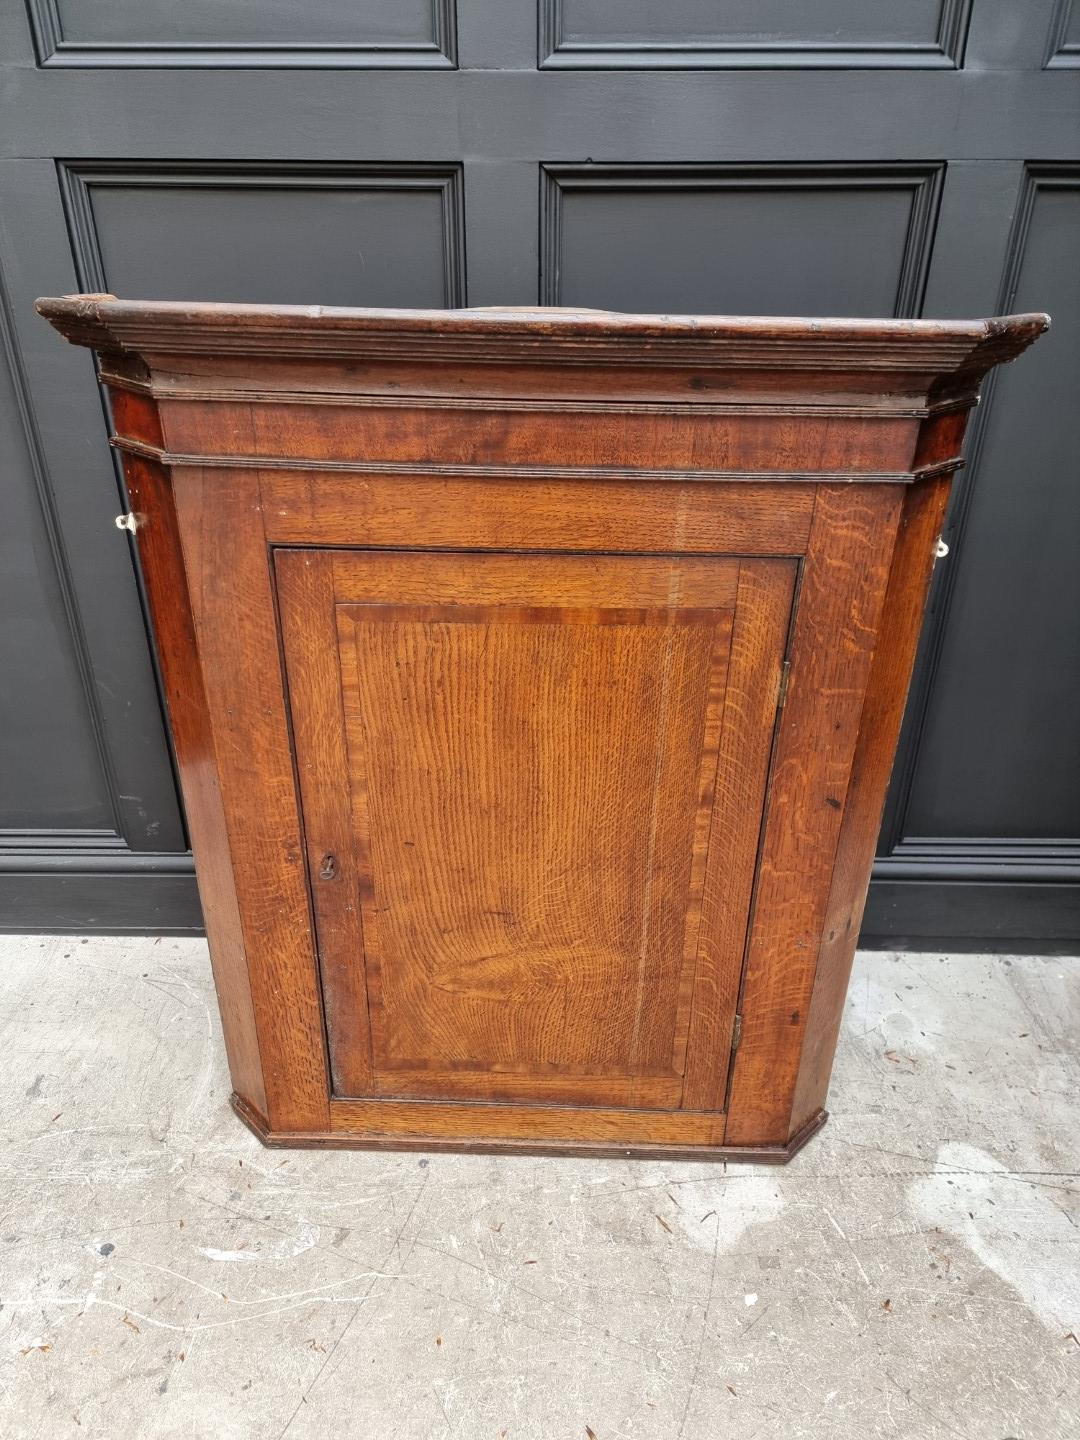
left=197, top=1220, right=321, bottom=1264
left=909, top=1141, right=1079, bottom=1332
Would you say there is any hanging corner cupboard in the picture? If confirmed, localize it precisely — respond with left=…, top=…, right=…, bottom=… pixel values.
left=38, top=296, right=1047, bottom=1160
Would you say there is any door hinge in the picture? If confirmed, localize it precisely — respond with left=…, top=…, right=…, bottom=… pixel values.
left=776, top=660, right=791, bottom=712
left=731, top=1013, right=743, bottom=1052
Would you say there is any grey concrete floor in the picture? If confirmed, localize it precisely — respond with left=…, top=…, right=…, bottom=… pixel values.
left=0, top=936, right=1077, bottom=1440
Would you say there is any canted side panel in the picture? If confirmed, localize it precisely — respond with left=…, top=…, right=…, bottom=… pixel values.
left=119, top=453, right=267, bottom=1121
left=791, top=471, right=953, bottom=1131
left=171, top=468, right=330, bottom=1131
left=724, top=485, right=904, bottom=1146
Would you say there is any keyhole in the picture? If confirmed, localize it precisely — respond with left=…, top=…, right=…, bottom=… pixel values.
left=318, top=853, right=337, bottom=881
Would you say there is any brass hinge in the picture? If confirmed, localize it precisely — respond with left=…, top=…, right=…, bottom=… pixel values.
left=731, top=1013, right=743, bottom=1052
left=776, top=660, right=791, bottom=711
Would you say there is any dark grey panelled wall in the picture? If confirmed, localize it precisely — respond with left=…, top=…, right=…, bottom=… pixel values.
left=1, top=0, right=1078, bottom=945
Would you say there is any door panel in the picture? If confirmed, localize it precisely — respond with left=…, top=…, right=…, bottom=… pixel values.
left=277, top=548, right=795, bottom=1112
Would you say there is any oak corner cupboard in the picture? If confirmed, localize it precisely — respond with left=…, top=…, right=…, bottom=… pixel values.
left=38, top=296, right=1046, bottom=1161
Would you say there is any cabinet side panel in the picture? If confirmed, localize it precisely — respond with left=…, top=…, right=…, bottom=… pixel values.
left=119, top=451, right=266, bottom=1120
left=171, top=466, right=329, bottom=1131
left=791, top=469, right=953, bottom=1131
left=724, top=484, right=903, bottom=1146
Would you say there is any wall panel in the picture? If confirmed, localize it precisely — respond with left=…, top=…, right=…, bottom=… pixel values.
left=887, top=169, right=1080, bottom=857
left=28, top=0, right=457, bottom=67
left=0, top=280, right=112, bottom=839
left=542, top=165, right=942, bottom=316
left=541, top=0, right=971, bottom=69
left=60, top=163, right=466, bottom=308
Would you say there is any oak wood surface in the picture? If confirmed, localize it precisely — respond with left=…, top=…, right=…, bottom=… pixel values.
left=260, top=473, right=816, bottom=555
left=230, top=1093, right=829, bottom=1164
left=274, top=550, right=374, bottom=1098
left=158, top=397, right=919, bottom=474
left=119, top=451, right=267, bottom=1121
left=36, top=296, right=1049, bottom=378
left=278, top=549, right=789, bottom=1115
left=790, top=452, right=955, bottom=1134
left=681, top=559, right=796, bottom=1112
left=36, top=297, right=1048, bottom=1158
left=171, top=468, right=329, bottom=1132
left=328, top=1097, right=728, bottom=1146
left=724, top=484, right=903, bottom=1146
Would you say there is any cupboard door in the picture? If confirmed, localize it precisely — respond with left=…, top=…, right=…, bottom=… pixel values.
left=277, top=548, right=795, bottom=1116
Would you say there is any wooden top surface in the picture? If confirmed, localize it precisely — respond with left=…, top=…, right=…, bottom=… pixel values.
left=37, top=294, right=1048, bottom=382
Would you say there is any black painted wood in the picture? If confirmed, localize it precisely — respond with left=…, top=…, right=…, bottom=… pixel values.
left=541, top=0, right=972, bottom=69
left=1047, top=0, right=1080, bottom=66
left=27, top=0, right=457, bottom=67
left=901, top=172, right=1080, bottom=843
left=0, top=0, right=1077, bottom=946
left=59, top=163, right=467, bottom=308
left=0, top=288, right=113, bottom=834
left=541, top=164, right=942, bottom=314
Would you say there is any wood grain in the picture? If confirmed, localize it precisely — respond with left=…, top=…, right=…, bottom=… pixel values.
left=236, top=1093, right=828, bottom=1163
left=278, top=548, right=786, bottom=1115
left=171, top=467, right=329, bottom=1131
left=723, top=484, right=904, bottom=1146
left=37, top=296, right=1049, bottom=380
left=329, top=1097, right=727, bottom=1146
left=681, top=559, right=798, bottom=1111
left=160, top=397, right=918, bottom=475
left=328, top=549, right=739, bottom=609
left=341, top=605, right=723, bottom=1089
left=790, top=475, right=954, bottom=1133
left=36, top=297, right=1045, bottom=1156
left=120, top=452, right=267, bottom=1122
left=274, top=550, right=374, bottom=1097
left=261, top=473, right=815, bottom=555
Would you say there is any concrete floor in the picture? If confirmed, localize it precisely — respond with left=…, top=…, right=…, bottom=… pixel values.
left=0, top=937, right=1077, bottom=1440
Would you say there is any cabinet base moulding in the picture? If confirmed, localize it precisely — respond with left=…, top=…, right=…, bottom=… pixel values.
left=230, top=1092, right=830, bottom=1164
